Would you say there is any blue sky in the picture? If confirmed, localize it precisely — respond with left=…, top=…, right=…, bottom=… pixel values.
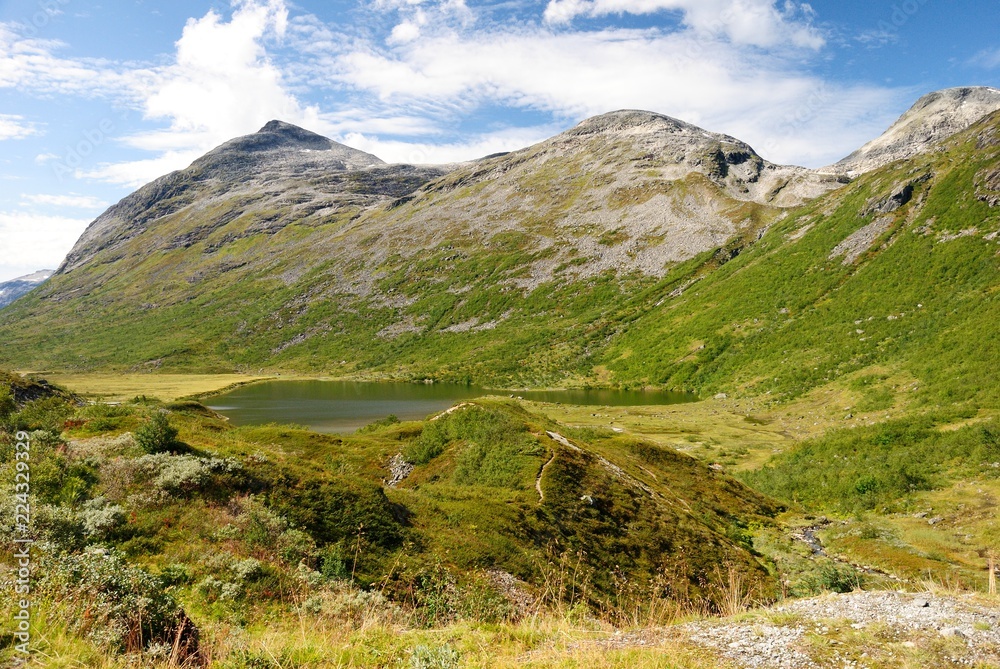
left=0, top=0, right=998, bottom=282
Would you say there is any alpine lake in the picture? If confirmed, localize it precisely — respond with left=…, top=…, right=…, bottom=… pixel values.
left=206, top=380, right=697, bottom=433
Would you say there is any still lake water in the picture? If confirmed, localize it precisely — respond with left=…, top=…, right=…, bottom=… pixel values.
left=206, top=380, right=697, bottom=433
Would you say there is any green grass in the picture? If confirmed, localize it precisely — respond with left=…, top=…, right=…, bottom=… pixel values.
left=739, top=410, right=1000, bottom=513
left=0, top=376, right=784, bottom=666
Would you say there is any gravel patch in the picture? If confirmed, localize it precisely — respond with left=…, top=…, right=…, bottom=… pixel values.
left=682, top=590, right=1000, bottom=668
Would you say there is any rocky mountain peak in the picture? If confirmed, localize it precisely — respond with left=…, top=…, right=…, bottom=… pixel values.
left=57, top=121, right=409, bottom=273
left=568, top=110, right=705, bottom=136
left=0, top=270, right=53, bottom=309
left=192, top=120, right=384, bottom=172
left=239, top=119, right=341, bottom=151
left=828, top=86, right=1000, bottom=176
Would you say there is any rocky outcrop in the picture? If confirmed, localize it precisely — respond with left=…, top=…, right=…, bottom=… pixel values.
left=976, top=165, right=1000, bottom=207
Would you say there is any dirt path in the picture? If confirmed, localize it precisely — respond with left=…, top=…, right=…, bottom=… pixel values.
left=545, top=430, right=581, bottom=451
left=536, top=450, right=556, bottom=502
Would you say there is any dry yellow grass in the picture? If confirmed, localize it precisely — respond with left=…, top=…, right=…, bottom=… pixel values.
left=32, top=373, right=272, bottom=402
left=527, top=397, right=796, bottom=472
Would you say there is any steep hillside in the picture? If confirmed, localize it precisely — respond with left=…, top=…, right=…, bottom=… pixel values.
left=1, top=93, right=997, bottom=396
left=0, top=269, right=52, bottom=309
left=59, top=121, right=399, bottom=272
left=0, top=112, right=841, bottom=382
left=605, top=108, right=1000, bottom=409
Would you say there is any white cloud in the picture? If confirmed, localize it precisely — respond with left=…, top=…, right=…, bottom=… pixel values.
left=95, top=0, right=325, bottom=186
left=0, top=211, right=91, bottom=282
left=21, top=193, right=109, bottom=210
left=342, top=124, right=561, bottom=163
left=970, top=47, right=1000, bottom=70
left=389, top=19, right=424, bottom=44
left=0, top=0, right=904, bottom=189
left=0, top=114, right=40, bottom=140
left=78, top=150, right=205, bottom=188
left=0, top=25, right=138, bottom=99
left=321, top=25, right=897, bottom=166
left=542, top=0, right=824, bottom=49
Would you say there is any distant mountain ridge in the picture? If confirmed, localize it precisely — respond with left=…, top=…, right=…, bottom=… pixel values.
left=60, top=120, right=417, bottom=273
left=0, top=270, right=53, bottom=309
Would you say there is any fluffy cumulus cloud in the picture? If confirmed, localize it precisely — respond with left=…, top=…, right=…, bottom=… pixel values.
left=4, top=0, right=908, bottom=187
left=0, top=114, right=40, bottom=140
left=0, top=211, right=91, bottom=280
left=321, top=20, right=898, bottom=165
left=83, top=0, right=324, bottom=185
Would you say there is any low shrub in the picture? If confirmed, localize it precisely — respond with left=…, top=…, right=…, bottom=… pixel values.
left=134, top=412, right=180, bottom=454
left=37, top=545, right=199, bottom=659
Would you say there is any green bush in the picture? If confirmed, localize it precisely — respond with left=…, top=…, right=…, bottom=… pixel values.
left=9, top=396, right=74, bottom=432
left=272, top=475, right=402, bottom=549
left=131, top=453, right=242, bottom=498
left=0, top=384, right=14, bottom=423
left=404, top=405, right=540, bottom=487
left=409, top=644, right=461, bottom=669
left=404, top=419, right=448, bottom=464
left=134, top=412, right=179, bottom=454
left=357, top=413, right=401, bottom=434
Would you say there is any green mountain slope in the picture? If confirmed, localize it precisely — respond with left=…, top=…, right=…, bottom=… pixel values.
left=0, top=389, right=779, bottom=630
left=603, top=109, right=1000, bottom=409
left=0, top=113, right=839, bottom=384
left=1, top=99, right=998, bottom=405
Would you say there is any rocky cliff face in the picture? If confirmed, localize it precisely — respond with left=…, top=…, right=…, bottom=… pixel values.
left=330, top=109, right=845, bottom=290
left=827, top=86, right=1000, bottom=176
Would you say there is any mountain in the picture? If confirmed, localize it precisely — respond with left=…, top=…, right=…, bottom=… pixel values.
left=828, top=86, right=1000, bottom=176
left=0, top=91, right=997, bottom=399
left=0, top=112, right=843, bottom=380
left=61, top=120, right=437, bottom=273
left=0, top=269, right=53, bottom=309
left=607, top=106, right=1000, bottom=409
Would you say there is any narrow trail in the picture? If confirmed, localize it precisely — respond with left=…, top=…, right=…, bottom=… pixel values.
left=430, top=402, right=473, bottom=421
left=542, top=430, right=689, bottom=509
left=536, top=450, right=556, bottom=502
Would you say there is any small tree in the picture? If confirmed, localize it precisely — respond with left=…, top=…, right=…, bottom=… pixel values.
left=135, top=412, right=179, bottom=454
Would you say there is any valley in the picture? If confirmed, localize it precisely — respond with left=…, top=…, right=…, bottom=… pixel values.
left=2, top=85, right=1000, bottom=668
